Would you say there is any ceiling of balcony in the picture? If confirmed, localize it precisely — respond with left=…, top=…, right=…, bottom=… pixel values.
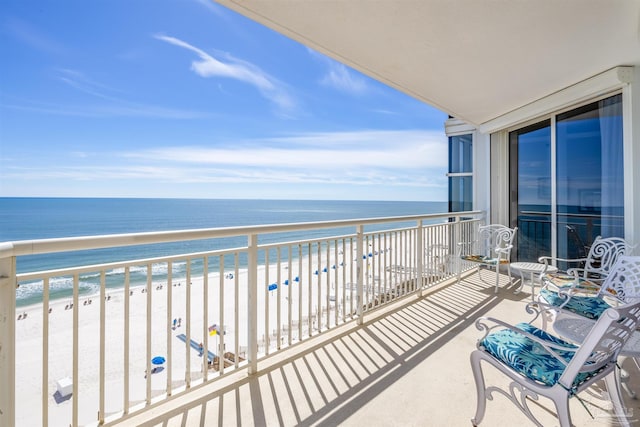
left=213, top=0, right=640, bottom=127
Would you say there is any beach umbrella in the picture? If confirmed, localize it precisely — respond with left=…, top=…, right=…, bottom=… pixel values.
left=268, top=283, right=277, bottom=291
left=284, top=279, right=289, bottom=285
left=209, top=324, right=224, bottom=336
left=152, top=356, right=165, bottom=365
left=294, top=276, right=299, bottom=282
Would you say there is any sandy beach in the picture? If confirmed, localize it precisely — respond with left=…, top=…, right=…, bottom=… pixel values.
left=13, top=240, right=400, bottom=426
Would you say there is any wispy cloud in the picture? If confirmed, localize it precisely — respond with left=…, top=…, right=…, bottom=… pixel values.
left=56, top=69, right=124, bottom=101
left=155, top=35, right=296, bottom=115
left=4, top=130, right=445, bottom=185
left=1, top=69, right=211, bottom=119
left=308, top=48, right=370, bottom=95
left=320, top=63, right=369, bottom=95
left=3, top=16, right=65, bottom=55
left=124, top=129, right=447, bottom=170
left=193, top=0, right=228, bottom=18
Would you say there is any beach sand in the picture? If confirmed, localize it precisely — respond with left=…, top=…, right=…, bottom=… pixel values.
left=13, top=242, right=389, bottom=426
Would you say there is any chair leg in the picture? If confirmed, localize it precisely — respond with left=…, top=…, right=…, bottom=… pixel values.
left=618, top=360, right=636, bottom=399
left=553, top=395, right=572, bottom=427
left=470, top=351, right=488, bottom=426
left=494, top=265, right=500, bottom=294
left=605, top=371, right=632, bottom=427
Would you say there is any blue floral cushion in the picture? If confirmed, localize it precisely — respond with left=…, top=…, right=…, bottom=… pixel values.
left=461, top=254, right=508, bottom=265
left=480, top=322, right=599, bottom=388
left=539, top=288, right=611, bottom=320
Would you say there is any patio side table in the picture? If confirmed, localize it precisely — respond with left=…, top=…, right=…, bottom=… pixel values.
left=511, top=262, right=558, bottom=300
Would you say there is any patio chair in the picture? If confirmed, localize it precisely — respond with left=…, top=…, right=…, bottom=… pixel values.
left=539, top=235, right=632, bottom=286
left=538, top=255, right=640, bottom=398
left=457, top=224, right=517, bottom=293
left=537, top=237, right=634, bottom=323
left=470, top=297, right=640, bottom=427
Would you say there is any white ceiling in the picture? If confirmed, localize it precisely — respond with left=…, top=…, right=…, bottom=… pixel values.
left=214, top=0, right=640, bottom=127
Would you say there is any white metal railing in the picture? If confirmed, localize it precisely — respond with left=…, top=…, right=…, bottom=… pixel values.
left=0, top=211, right=482, bottom=426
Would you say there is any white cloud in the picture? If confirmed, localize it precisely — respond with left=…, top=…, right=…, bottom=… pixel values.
left=308, top=48, right=370, bottom=95
left=3, top=130, right=446, bottom=188
left=155, top=35, right=296, bottom=114
left=0, top=69, right=212, bottom=119
left=4, top=17, right=65, bottom=55
left=3, top=98, right=211, bottom=119
left=320, top=63, right=369, bottom=95
left=124, top=129, right=447, bottom=170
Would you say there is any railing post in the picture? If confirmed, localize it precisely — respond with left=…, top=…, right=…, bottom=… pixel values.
left=356, top=225, right=364, bottom=325
left=0, top=247, right=16, bottom=427
left=247, top=234, right=259, bottom=375
left=417, top=220, right=424, bottom=297
left=453, top=216, right=462, bottom=276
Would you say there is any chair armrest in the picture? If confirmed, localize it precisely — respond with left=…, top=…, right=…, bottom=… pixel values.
left=538, top=256, right=588, bottom=266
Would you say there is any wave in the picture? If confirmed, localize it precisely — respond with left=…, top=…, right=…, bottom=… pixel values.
left=107, top=261, right=187, bottom=277
left=16, top=261, right=190, bottom=306
left=17, top=276, right=100, bottom=302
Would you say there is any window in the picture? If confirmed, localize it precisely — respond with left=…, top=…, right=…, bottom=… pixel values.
left=448, top=134, right=473, bottom=212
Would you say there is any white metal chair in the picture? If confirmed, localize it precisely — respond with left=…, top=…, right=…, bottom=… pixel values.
left=539, top=235, right=633, bottom=287
left=538, top=255, right=640, bottom=399
left=457, top=224, right=517, bottom=293
left=470, top=297, right=640, bottom=427
left=537, top=237, right=634, bottom=323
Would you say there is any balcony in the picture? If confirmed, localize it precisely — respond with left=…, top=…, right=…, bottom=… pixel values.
left=1, top=211, right=638, bottom=426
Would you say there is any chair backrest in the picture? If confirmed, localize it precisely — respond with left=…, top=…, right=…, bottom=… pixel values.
left=559, top=295, right=640, bottom=390
left=576, top=236, right=634, bottom=280
left=596, top=255, right=640, bottom=303
left=476, top=224, right=517, bottom=260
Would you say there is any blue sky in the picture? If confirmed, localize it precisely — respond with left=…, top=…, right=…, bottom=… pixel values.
left=0, top=0, right=449, bottom=201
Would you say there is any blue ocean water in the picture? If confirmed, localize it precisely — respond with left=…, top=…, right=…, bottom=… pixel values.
left=0, top=198, right=447, bottom=305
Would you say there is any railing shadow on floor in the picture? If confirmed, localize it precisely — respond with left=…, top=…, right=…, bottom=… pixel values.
left=115, top=272, right=529, bottom=427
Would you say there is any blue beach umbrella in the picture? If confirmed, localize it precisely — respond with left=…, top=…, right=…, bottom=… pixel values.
left=284, top=279, right=289, bottom=285
left=152, top=356, right=165, bottom=365
left=268, top=283, right=278, bottom=291
left=294, top=276, right=300, bottom=282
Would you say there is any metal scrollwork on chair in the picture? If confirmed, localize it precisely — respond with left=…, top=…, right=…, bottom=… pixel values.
left=457, top=224, right=517, bottom=293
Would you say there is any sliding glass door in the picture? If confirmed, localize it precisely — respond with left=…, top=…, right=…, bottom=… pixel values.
left=510, top=94, right=624, bottom=263
left=510, top=121, right=551, bottom=261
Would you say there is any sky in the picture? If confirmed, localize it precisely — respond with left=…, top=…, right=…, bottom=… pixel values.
left=0, top=0, right=449, bottom=202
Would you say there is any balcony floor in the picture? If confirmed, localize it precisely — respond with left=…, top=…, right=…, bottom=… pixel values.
left=113, top=271, right=640, bottom=427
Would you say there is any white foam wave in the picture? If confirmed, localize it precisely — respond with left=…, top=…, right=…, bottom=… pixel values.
left=16, top=277, right=100, bottom=301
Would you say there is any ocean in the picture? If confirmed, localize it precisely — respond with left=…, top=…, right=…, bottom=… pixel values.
left=1, top=198, right=447, bottom=306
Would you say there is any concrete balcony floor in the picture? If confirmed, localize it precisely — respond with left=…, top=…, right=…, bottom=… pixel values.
left=115, top=271, right=640, bottom=427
